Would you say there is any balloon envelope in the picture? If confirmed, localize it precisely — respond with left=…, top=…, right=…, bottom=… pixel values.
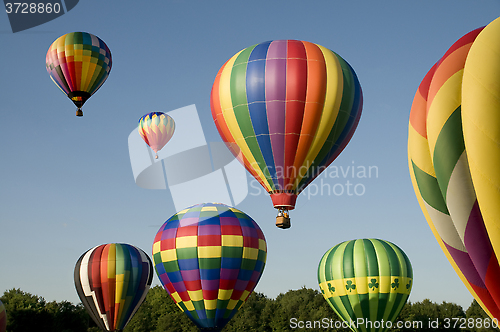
left=318, top=239, right=412, bottom=332
left=152, top=203, right=267, bottom=331
left=138, top=112, right=175, bottom=156
left=408, top=19, right=500, bottom=319
left=46, top=32, right=112, bottom=116
left=0, top=299, right=6, bottom=332
left=211, top=40, right=362, bottom=211
left=74, top=243, right=153, bottom=332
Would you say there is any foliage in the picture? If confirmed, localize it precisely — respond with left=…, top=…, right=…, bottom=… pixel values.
left=0, top=288, right=91, bottom=332
left=1, top=287, right=498, bottom=331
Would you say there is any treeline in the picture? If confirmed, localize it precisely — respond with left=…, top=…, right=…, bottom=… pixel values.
left=1, top=286, right=497, bottom=331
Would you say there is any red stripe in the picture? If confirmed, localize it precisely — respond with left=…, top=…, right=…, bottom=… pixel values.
left=283, top=40, right=307, bottom=188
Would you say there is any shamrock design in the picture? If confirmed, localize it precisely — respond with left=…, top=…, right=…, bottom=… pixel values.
left=368, top=278, right=379, bottom=290
left=346, top=280, right=356, bottom=292
left=328, top=283, right=336, bottom=293
left=391, top=278, right=399, bottom=290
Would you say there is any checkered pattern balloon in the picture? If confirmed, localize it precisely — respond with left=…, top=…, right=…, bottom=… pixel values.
left=46, top=32, right=112, bottom=114
left=152, top=203, right=267, bottom=331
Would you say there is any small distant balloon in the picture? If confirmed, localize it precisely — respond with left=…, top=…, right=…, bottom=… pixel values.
left=138, top=112, right=175, bottom=159
left=46, top=32, right=112, bottom=116
left=152, top=203, right=267, bottom=331
left=74, top=243, right=153, bottom=332
left=318, top=239, right=413, bottom=332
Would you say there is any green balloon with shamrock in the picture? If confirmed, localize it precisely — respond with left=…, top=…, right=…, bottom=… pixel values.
left=318, top=239, right=413, bottom=332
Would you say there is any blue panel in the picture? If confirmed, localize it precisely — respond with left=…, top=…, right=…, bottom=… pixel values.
left=246, top=41, right=279, bottom=188
left=178, top=258, right=199, bottom=270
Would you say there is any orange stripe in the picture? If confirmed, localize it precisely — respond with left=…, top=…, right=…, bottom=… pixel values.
left=291, top=41, right=326, bottom=178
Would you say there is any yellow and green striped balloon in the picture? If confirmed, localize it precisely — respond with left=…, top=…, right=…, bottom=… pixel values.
left=318, top=239, right=412, bottom=332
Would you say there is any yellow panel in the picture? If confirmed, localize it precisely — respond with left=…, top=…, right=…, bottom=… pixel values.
left=222, top=235, right=243, bottom=247
left=242, top=247, right=258, bottom=260
left=204, top=299, right=217, bottom=310
left=188, top=290, right=203, bottom=302
left=201, top=206, right=218, bottom=212
left=152, top=241, right=161, bottom=255
left=218, top=289, right=233, bottom=300
left=227, top=299, right=239, bottom=310
left=426, top=71, right=463, bottom=158
left=463, top=16, right=500, bottom=269
left=408, top=125, right=436, bottom=177
left=176, top=236, right=197, bottom=248
left=198, top=246, right=221, bottom=258
left=160, top=249, right=177, bottom=262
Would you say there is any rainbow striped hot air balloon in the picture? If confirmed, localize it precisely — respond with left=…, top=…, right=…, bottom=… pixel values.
left=138, top=112, right=175, bottom=159
left=211, top=40, right=362, bottom=228
left=74, top=243, right=153, bottom=332
left=46, top=32, right=112, bottom=116
left=152, top=203, right=267, bottom=331
left=409, top=17, right=500, bottom=320
left=318, top=239, right=413, bottom=332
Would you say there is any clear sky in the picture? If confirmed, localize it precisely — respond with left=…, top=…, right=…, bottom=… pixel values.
left=1, top=0, right=500, bottom=311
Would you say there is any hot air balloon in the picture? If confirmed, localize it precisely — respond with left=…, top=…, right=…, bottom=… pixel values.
left=152, top=203, right=267, bottom=331
left=408, top=18, right=500, bottom=320
left=138, top=112, right=175, bottom=159
left=46, top=32, right=112, bottom=116
left=211, top=40, right=362, bottom=228
left=0, top=299, right=6, bottom=332
left=318, top=239, right=413, bottom=332
left=74, top=243, right=153, bottom=332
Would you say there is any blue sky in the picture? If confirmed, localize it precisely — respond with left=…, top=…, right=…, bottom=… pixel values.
left=1, top=0, right=500, bottom=312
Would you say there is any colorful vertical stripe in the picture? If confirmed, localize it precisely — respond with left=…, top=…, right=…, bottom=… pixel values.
left=74, top=243, right=153, bottom=332
left=408, top=23, right=500, bottom=320
left=318, top=239, right=412, bottom=332
left=0, top=299, right=6, bottom=332
left=46, top=32, right=112, bottom=109
left=211, top=40, right=362, bottom=210
left=152, top=203, right=267, bottom=331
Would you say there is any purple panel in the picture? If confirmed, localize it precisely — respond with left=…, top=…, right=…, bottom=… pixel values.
left=241, top=226, right=258, bottom=238
left=464, top=201, right=493, bottom=281
left=266, top=40, right=287, bottom=189
left=179, top=217, right=200, bottom=227
left=172, top=280, right=188, bottom=292
left=161, top=227, right=177, bottom=240
left=181, top=269, right=201, bottom=281
left=160, top=274, right=171, bottom=285
left=220, top=217, right=240, bottom=226
left=233, top=279, right=248, bottom=291
left=220, top=268, right=239, bottom=280
left=198, top=224, right=221, bottom=236
left=251, top=270, right=262, bottom=282
left=200, top=279, right=220, bottom=290
left=444, top=242, right=485, bottom=287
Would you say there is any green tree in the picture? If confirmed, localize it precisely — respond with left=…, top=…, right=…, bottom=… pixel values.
left=465, top=300, right=498, bottom=332
left=124, top=285, right=197, bottom=332
left=268, top=287, right=342, bottom=331
left=1, top=288, right=91, bottom=332
left=224, top=292, right=274, bottom=332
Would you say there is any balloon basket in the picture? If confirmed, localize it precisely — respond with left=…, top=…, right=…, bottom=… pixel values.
left=76, top=109, right=83, bottom=117
left=276, top=215, right=291, bottom=229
